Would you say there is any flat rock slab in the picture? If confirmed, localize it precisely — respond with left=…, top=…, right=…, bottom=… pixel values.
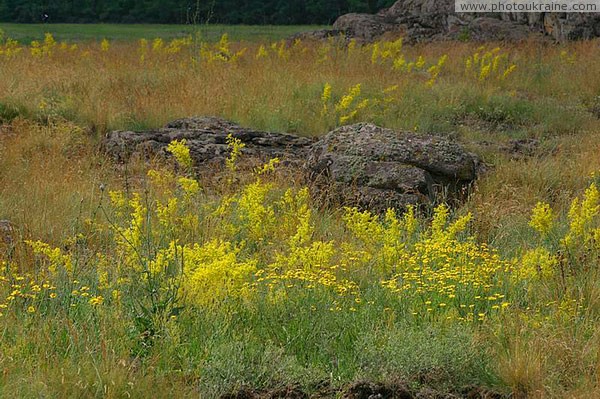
left=103, top=117, right=480, bottom=212
left=103, top=116, right=315, bottom=167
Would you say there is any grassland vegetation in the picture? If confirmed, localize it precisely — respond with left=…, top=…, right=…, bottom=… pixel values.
left=0, top=30, right=600, bottom=398
left=0, top=23, right=328, bottom=44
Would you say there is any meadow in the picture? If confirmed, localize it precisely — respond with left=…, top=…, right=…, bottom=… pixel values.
left=0, top=23, right=326, bottom=43
left=0, top=26, right=600, bottom=398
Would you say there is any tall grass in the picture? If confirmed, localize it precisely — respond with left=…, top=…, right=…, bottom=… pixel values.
left=1, top=33, right=600, bottom=398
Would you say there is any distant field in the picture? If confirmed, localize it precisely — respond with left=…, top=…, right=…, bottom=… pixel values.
left=0, top=23, right=328, bottom=42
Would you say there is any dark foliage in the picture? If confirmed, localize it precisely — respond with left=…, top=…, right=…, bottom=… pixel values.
left=0, top=0, right=396, bottom=24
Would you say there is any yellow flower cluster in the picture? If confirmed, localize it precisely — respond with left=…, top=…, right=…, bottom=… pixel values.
left=5, top=127, right=599, bottom=327
left=166, top=139, right=193, bottom=170
left=256, top=44, right=268, bottom=59
left=563, top=182, right=599, bottom=249
left=199, top=33, right=246, bottom=63
left=341, top=205, right=513, bottom=322
left=334, top=84, right=369, bottom=124
left=322, top=83, right=399, bottom=125
left=142, top=36, right=193, bottom=56
left=26, top=240, right=73, bottom=274
left=142, top=239, right=257, bottom=306
left=371, top=38, right=403, bottom=65
left=365, top=38, right=448, bottom=87
left=516, top=247, right=556, bottom=281
left=526, top=180, right=600, bottom=275
left=83, top=143, right=570, bottom=318
left=226, top=134, right=246, bottom=173
left=100, top=38, right=110, bottom=52
left=529, top=202, right=554, bottom=238
left=0, top=266, right=57, bottom=317
left=465, top=46, right=517, bottom=81
left=0, top=32, right=79, bottom=60
left=426, top=55, right=448, bottom=87
left=0, top=256, right=111, bottom=318
left=30, top=33, right=58, bottom=57
left=0, top=37, right=22, bottom=58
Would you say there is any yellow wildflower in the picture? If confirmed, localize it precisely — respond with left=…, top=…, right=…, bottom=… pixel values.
left=529, top=202, right=554, bottom=238
left=166, top=139, right=193, bottom=170
left=89, top=296, right=104, bottom=306
left=100, top=38, right=110, bottom=52
left=256, top=44, right=268, bottom=59
left=226, top=134, right=246, bottom=172
left=178, top=177, right=200, bottom=196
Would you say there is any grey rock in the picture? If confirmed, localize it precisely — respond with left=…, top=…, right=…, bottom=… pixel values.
left=333, top=13, right=401, bottom=42
left=103, top=116, right=315, bottom=167
left=104, top=118, right=480, bottom=212
left=306, top=123, right=479, bottom=211
left=297, top=0, right=600, bottom=43
left=460, top=17, right=541, bottom=42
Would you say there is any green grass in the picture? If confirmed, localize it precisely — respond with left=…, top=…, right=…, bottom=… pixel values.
left=1, top=35, right=600, bottom=398
left=0, top=23, right=328, bottom=43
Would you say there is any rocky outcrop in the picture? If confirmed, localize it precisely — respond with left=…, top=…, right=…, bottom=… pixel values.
left=306, top=123, right=479, bottom=211
left=103, top=116, right=314, bottom=167
left=332, top=13, right=401, bottom=42
left=104, top=117, right=480, bottom=212
left=388, top=0, right=600, bottom=41
left=310, top=0, right=600, bottom=43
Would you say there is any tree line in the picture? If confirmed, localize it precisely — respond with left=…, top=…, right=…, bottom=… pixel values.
left=0, top=0, right=397, bottom=24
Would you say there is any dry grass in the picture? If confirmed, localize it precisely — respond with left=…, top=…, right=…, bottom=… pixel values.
left=1, top=37, right=599, bottom=249
left=0, top=39, right=598, bottom=133
left=0, top=120, right=117, bottom=243
left=1, top=33, right=600, bottom=398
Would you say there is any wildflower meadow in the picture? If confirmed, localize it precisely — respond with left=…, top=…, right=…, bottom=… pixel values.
left=1, top=27, right=600, bottom=398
